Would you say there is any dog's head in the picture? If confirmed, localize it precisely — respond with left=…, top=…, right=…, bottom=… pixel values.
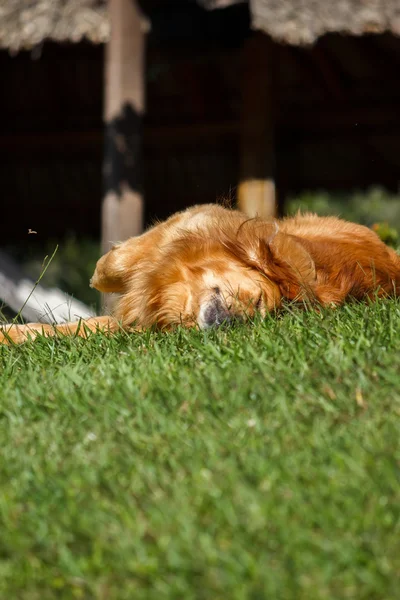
left=91, top=205, right=317, bottom=329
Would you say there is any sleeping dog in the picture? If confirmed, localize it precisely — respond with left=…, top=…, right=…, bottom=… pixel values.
left=2, top=204, right=400, bottom=344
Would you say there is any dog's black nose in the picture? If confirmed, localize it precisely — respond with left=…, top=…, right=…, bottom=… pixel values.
left=202, top=299, right=232, bottom=328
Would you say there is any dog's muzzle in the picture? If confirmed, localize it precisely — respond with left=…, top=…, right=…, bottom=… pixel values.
left=198, top=296, right=238, bottom=328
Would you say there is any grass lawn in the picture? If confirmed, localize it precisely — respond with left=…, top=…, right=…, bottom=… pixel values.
left=0, top=302, right=399, bottom=599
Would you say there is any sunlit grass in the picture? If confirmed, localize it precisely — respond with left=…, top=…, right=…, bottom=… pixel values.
left=0, top=302, right=399, bottom=599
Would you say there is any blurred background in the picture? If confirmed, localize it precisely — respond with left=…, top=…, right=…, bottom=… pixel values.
left=1, top=0, right=400, bottom=317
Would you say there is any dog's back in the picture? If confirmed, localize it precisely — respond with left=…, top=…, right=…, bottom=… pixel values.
left=280, top=213, right=400, bottom=303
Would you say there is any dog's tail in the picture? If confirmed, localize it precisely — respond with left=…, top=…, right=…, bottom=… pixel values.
left=0, top=316, right=120, bottom=345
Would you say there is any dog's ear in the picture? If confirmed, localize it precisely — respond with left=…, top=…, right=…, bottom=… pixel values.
left=91, top=218, right=167, bottom=293
left=264, top=233, right=317, bottom=300
left=90, top=241, right=135, bottom=293
left=91, top=232, right=157, bottom=293
left=227, top=221, right=317, bottom=301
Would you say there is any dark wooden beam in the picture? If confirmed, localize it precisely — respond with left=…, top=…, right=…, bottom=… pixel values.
left=238, top=33, right=277, bottom=218
left=280, top=105, right=400, bottom=131
left=102, top=0, right=146, bottom=254
left=2, top=101, right=400, bottom=157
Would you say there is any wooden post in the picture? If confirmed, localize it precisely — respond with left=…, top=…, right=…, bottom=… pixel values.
left=102, top=0, right=146, bottom=255
left=238, top=33, right=277, bottom=219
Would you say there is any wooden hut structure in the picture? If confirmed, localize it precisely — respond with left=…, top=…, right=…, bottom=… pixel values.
left=0, top=0, right=400, bottom=249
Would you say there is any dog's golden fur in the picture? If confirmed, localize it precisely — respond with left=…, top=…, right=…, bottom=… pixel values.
left=2, top=204, right=400, bottom=344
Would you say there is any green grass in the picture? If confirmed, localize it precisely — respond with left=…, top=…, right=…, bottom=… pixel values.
left=287, top=187, right=400, bottom=234
left=1, top=302, right=400, bottom=599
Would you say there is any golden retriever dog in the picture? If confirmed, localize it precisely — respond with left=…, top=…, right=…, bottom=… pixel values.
left=1, top=203, right=400, bottom=344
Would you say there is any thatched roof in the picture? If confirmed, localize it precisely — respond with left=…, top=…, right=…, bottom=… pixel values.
left=201, top=0, right=400, bottom=45
left=1, top=0, right=399, bottom=51
left=0, top=0, right=109, bottom=52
